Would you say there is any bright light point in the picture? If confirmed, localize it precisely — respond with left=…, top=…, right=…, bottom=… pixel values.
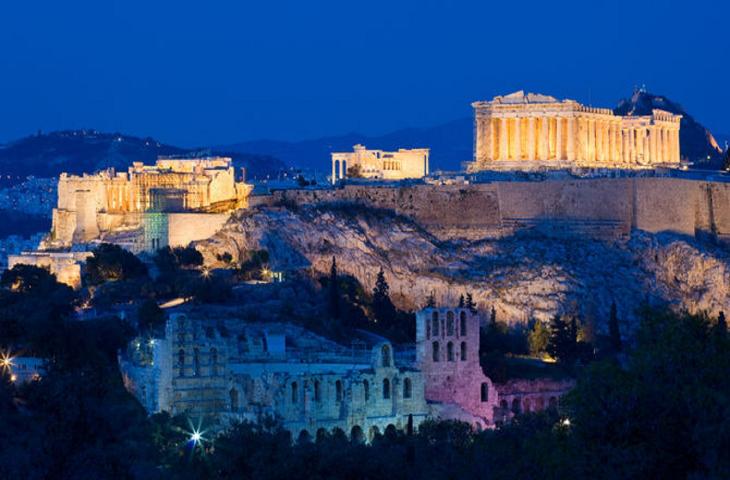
left=201, top=268, right=211, bottom=279
left=190, top=431, right=202, bottom=443
left=10, top=374, right=17, bottom=382
left=561, top=418, right=571, bottom=427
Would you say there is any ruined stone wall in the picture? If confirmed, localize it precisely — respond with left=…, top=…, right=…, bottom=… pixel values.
left=267, top=177, right=730, bottom=243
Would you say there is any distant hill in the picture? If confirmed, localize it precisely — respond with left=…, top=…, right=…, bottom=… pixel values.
left=614, top=90, right=724, bottom=169
left=218, top=118, right=473, bottom=172
left=0, top=130, right=285, bottom=182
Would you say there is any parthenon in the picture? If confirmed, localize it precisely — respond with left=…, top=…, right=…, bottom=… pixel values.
left=469, top=91, right=682, bottom=171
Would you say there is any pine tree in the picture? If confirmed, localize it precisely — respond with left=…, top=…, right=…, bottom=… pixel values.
left=715, top=311, right=727, bottom=337
left=465, top=293, right=477, bottom=314
left=372, top=268, right=396, bottom=325
left=329, top=257, right=340, bottom=319
left=458, top=294, right=465, bottom=308
left=490, top=306, right=497, bottom=325
left=608, top=301, right=622, bottom=352
left=528, top=320, right=550, bottom=357
left=547, top=314, right=571, bottom=362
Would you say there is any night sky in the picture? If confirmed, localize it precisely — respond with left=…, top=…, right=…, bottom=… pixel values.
left=1, top=0, right=728, bottom=146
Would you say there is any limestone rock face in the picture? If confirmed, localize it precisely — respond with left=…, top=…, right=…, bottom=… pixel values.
left=197, top=205, right=730, bottom=331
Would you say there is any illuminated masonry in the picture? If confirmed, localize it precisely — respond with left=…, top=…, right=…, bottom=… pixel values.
left=331, top=144, right=429, bottom=184
left=469, top=90, right=682, bottom=171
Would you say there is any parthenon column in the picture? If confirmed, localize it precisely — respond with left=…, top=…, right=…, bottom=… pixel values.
left=489, top=118, right=497, bottom=161
left=513, top=116, right=522, bottom=161
left=604, top=123, right=610, bottom=162
left=539, top=116, right=549, bottom=160
left=588, top=119, right=596, bottom=163
left=596, top=120, right=604, bottom=162
left=499, top=117, right=508, bottom=161
left=332, top=158, right=336, bottom=184
left=674, top=128, right=681, bottom=162
left=609, top=123, right=616, bottom=163
left=566, top=117, right=576, bottom=161
left=649, top=127, right=656, bottom=164
left=555, top=117, right=563, bottom=160
left=527, top=116, right=536, bottom=160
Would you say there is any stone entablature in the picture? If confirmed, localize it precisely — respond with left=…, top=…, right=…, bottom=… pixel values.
left=469, top=90, right=682, bottom=171
left=331, top=144, right=429, bottom=184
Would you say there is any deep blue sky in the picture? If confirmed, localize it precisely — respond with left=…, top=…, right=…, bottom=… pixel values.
left=1, top=0, right=728, bottom=146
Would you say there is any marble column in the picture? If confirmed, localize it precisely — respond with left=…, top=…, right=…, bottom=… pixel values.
left=540, top=116, right=549, bottom=160
left=567, top=117, right=576, bottom=161
left=513, top=116, right=522, bottom=161
left=489, top=118, right=497, bottom=161
left=649, top=127, right=656, bottom=164
left=596, top=121, right=604, bottom=162
left=331, top=158, right=336, bottom=184
left=499, top=117, right=508, bottom=161
left=674, top=128, right=680, bottom=162
left=528, top=117, right=536, bottom=160
left=555, top=117, right=563, bottom=160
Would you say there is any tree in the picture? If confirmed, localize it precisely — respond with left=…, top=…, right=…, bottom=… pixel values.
left=458, top=294, right=465, bottom=308
left=137, top=298, right=165, bottom=335
left=714, top=311, right=727, bottom=338
left=346, top=164, right=363, bottom=178
left=608, top=301, right=622, bottom=352
left=425, top=292, right=436, bottom=308
left=372, top=269, right=396, bottom=325
left=85, top=243, right=147, bottom=285
left=465, top=293, right=477, bottom=314
left=490, top=305, right=497, bottom=325
left=329, top=257, right=340, bottom=319
left=528, top=320, right=550, bottom=357
left=546, top=314, right=573, bottom=363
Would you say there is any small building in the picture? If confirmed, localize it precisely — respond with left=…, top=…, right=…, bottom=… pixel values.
left=331, top=144, right=429, bottom=184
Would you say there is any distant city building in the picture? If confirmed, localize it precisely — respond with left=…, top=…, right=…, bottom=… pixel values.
left=7, top=251, right=92, bottom=289
left=331, top=144, right=429, bottom=184
left=468, top=90, right=682, bottom=171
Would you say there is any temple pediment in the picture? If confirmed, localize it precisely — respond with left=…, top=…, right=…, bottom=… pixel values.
left=494, top=90, right=559, bottom=104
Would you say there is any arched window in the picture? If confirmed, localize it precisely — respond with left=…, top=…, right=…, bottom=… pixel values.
left=447, top=342, right=454, bottom=361
left=446, top=311, right=454, bottom=336
left=460, top=341, right=467, bottom=361
left=426, top=320, right=431, bottom=339
left=178, top=349, right=185, bottom=377
left=381, top=344, right=391, bottom=367
left=480, top=383, right=489, bottom=402
left=210, top=348, right=218, bottom=376
left=193, top=348, right=200, bottom=376
left=511, top=398, right=521, bottom=414
left=432, top=312, right=439, bottom=338
left=460, top=311, right=467, bottom=336
left=432, top=341, right=440, bottom=362
left=383, top=378, right=391, bottom=399
left=230, top=388, right=239, bottom=412
left=403, top=378, right=412, bottom=399
left=363, top=380, right=370, bottom=401
left=336, top=380, right=343, bottom=402
left=314, top=380, right=321, bottom=402
left=291, top=382, right=298, bottom=403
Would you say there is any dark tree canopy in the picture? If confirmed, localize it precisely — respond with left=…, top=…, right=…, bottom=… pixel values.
left=85, top=243, right=148, bottom=285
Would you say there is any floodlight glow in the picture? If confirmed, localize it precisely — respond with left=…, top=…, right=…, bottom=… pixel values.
left=190, top=430, right=202, bottom=443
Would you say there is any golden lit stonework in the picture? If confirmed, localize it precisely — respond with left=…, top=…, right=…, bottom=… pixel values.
left=331, top=144, right=429, bottom=183
left=468, top=90, right=682, bottom=171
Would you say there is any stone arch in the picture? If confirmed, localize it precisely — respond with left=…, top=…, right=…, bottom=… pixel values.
left=480, top=383, right=489, bottom=402
left=363, top=379, right=370, bottom=401
left=446, top=311, right=455, bottom=335
left=460, top=311, right=467, bottom=336
left=523, top=397, right=532, bottom=413
left=178, top=349, right=185, bottom=377
left=432, top=341, right=440, bottom=362
left=381, top=344, right=391, bottom=367
left=229, top=388, right=239, bottom=412
left=210, top=347, right=218, bottom=376
left=511, top=398, right=521, bottom=414
left=432, top=312, right=439, bottom=338
left=382, top=378, right=391, bottom=399
left=314, top=380, right=321, bottom=402
left=350, top=425, right=365, bottom=444
left=403, top=378, right=412, bottom=399
left=291, top=381, right=298, bottom=403
left=460, top=341, right=467, bottom=361
left=193, top=348, right=200, bottom=376
left=447, top=341, right=454, bottom=361
left=297, top=429, right=311, bottom=444
left=335, top=380, right=343, bottom=401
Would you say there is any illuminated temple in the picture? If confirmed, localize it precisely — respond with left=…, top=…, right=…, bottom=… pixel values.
left=468, top=91, right=682, bottom=171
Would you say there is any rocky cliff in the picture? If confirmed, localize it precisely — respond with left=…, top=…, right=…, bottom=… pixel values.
left=197, top=203, right=730, bottom=333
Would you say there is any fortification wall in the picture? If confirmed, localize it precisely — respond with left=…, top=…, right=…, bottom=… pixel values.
left=167, top=213, right=231, bottom=248
left=266, top=177, right=730, bottom=243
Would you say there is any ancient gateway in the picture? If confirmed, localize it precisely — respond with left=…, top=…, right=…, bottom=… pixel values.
left=469, top=91, right=682, bottom=171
